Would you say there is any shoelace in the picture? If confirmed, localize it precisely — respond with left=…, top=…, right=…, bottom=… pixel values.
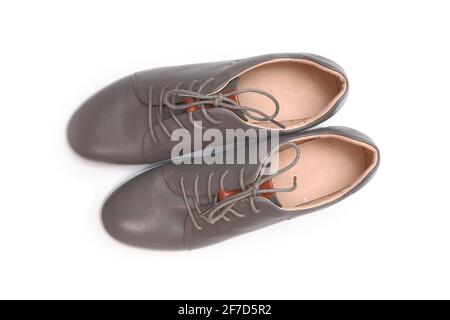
left=148, top=78, right=285, bottom=144
left=180, top=142, right=301, bottom=230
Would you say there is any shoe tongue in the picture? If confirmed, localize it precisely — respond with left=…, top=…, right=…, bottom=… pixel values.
left=220, top=78, right=248, bottom=122
left=266, top=194, right=282, bottom=207
left=258, top=179, right=282, bottom=207
left=170, top=78, right=248, bottom=121
left=218, top=178, right=282, bottom=207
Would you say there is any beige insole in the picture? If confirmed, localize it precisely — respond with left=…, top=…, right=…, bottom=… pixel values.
left=272, top=138, right=368, bottom=208
left=237, top=61, right=344, bottom=128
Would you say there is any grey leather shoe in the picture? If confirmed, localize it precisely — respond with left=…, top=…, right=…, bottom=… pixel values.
left=68, top=53, right=348, bottom=164
left=102, top=126, right=380, bottom=250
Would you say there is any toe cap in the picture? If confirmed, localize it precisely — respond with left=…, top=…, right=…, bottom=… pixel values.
left=67, top=75, right=148, bottom=164
left=101, top=167, right=188, bottom=250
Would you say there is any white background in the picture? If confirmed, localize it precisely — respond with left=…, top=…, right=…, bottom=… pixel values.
left=1, top=0, right=449, bottom=300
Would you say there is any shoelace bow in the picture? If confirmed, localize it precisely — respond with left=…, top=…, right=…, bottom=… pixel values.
left=180, top=142, right=301, bottom=230
left=148, top=78, right=285, bottom=144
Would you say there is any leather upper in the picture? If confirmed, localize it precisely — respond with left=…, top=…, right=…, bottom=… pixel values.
left=101, top=126, right=380, bottom=251
left=67, top=75, right=148, bottom=163
left=102, top=167, right=188, bottom=250
left=68, top=53, right=349, bottom=164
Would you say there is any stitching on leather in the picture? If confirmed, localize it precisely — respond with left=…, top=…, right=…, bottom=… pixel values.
left=161, top=165, right=184, bottom=196
left=226, top=59, right=239, bottom=68
left=158, top=166, right=192, bottom=249
left=141, top=128, right=151, bottom=163
left=183, top=213, right=190, bottom=250
left=160, top=165, right=217, bottom=199
left=132, top=73, right=148, bottom=105
left=160, top=166, right=192, bottom=250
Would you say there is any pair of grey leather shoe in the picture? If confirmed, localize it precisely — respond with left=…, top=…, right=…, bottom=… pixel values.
left=68, top=53, right=380, bottom=250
